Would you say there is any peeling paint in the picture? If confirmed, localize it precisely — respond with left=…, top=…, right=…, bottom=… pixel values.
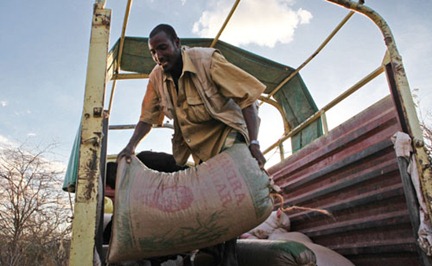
left=82, top=147, right=98, bottom=201
left=94, top=13, right=110, bottom=27
left=69, top=4, right=111, bottom=265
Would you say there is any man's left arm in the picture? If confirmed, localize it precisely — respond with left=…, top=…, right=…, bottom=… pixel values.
left=210, top=51, right=267, bottom=168
left=242, top=103, right=266, bottom=169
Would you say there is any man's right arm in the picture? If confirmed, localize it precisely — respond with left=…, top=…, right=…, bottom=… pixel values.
left=117, top=121, right=152, bottom=163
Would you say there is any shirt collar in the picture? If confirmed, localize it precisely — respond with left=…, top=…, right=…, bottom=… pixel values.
left=181, top=46, right=197, bottom=74
left=162, top=46, right=196, bottom=82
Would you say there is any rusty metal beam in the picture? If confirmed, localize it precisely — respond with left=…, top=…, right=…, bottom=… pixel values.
left=68, top=3, right=111, bottom=265
left=112, top=73, right=149, bottom=80
left=327, top=0, right=432, bottom=251
left=108, top=123, right=174, bottom=130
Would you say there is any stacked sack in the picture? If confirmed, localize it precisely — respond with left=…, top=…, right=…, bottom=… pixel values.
left=240, top=210, right=354, bottom=266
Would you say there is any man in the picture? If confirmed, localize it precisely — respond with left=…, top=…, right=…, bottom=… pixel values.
left=117, top=24, right=267, bottom=265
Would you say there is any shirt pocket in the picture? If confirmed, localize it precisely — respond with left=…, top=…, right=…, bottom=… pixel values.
left=185, top=96, right=212, bottom=123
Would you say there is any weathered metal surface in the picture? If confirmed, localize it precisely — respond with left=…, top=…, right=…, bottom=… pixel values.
left=69, top=4, right=111, bottom=266
left=268, top=96, right=426, bottom=266
left=327, top=0, right=432, bottom=250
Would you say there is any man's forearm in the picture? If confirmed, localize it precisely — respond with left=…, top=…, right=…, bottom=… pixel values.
left=126, top=120, right=152, bottom=151
left=242, top=103, right=266, bottom=168
left=242, top=103, right=260, bottom=143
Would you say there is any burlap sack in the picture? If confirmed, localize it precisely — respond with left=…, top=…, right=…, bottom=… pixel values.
left=269, top=231, right=354, bottom=266
left=107, top=143, right=273, bottom=263
left=236, top=239, right=316, bottom=266
left=240, top=209, right=291, bottom=239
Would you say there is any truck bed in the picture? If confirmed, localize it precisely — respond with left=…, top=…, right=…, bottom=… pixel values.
left=268, top=95, right=430, bottom=266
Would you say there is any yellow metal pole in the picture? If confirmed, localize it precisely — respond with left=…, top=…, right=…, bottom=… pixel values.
left=320, top=65, right=384, bottom=112
left=327, top=0, right=432, bottom=239
left=321, top=111, right=329, bottom=135
left=263, top=64, right=384, bottom=155
left=210, top=0, right=241, bottom=48
left=260, top=10, right=355, bottom=143
left=263, top=10, right=355, bottom=101
left=107, top=0, right=133, bottom=115
left=69, top=2, right=111, bottom=265
left=258, top=96, right=290, bottom=134
left=112, top=73, right=149, bottom=80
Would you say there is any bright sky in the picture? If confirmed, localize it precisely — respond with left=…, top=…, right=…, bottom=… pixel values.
left=0, top=0, right=431, bottom=167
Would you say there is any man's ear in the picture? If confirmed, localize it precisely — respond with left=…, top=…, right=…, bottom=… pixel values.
left=175, top=37, right=181, bottom=48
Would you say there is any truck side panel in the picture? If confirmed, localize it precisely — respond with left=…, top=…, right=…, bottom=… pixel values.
left=268, top=96, right=424, bottom=266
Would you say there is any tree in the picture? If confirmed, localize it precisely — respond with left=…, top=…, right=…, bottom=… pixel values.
left=0, top=143, right=72, bottom=266
left=412, top=88, right=432, bottom=164
left=420, top=114, right=432, bottom=163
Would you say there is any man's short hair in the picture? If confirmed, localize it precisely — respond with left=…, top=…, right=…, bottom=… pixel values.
left=149, top=24, right=178, bottom=41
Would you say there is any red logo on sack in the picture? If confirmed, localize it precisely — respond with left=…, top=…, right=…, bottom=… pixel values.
left=144, top=186, right=194, bottom=212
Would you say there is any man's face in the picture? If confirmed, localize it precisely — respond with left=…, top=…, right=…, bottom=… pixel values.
left=148, top=31, right=181, bottom=73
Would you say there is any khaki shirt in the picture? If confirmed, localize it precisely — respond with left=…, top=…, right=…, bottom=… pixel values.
left=140, top=47, right=265, bottom=165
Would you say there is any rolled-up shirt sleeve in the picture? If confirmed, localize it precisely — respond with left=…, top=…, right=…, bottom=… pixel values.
left=139, top=79, right=164, bottom=126
left=210, top=52, right=266, bottom=109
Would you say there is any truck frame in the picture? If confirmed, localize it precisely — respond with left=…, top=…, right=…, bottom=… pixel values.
left=66, top=1, right=432, bottom=265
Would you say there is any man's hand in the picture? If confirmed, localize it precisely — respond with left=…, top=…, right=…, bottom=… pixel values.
left=117, top=146, right=135, bottom=164
left=117, top=121, right=153, bottom=164
left=249, top=144, right=266, bottom=169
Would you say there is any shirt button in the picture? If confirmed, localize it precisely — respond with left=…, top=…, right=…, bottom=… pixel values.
left=187, top=138, right=191, bottom=143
